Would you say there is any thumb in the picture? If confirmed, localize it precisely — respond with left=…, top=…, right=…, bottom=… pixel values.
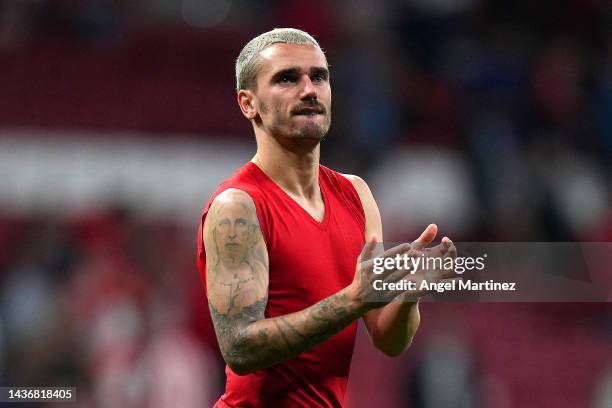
left=412, top=224, right=438, bottom=249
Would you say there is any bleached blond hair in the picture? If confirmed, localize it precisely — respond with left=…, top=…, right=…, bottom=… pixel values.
left=235, top=28, right=324, bottom=92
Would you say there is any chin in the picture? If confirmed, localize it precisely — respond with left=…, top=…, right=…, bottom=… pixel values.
left=270, top=121, right=329, bottom=149
left=299, top=119, right=330, bottom=138
left=297, top=126, right=328, bottom=142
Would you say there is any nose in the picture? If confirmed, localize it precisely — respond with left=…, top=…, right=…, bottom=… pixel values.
left=228, top=226, right=237, bottom=240
left=299, top=75, right=317, bottom=100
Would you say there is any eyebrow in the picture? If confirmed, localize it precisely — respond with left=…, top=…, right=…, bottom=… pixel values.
left=218, top=216, right=248, bottom=224
left=270, top=66, right=329, bottom=83
left=310, top=67, right=329, bottom=79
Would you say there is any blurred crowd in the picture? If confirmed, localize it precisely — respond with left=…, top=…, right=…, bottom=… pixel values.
left=0, top=0, right=611, bottom=407
left=0, top=210, right=224, bottom=407
left=0, top=0, right=611, bottom=241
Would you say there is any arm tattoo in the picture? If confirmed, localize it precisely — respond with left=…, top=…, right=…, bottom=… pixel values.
left=204, top=189, right=362, bottom=375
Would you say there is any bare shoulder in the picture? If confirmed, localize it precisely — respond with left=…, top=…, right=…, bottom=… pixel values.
left=342, top=174, right=383, bottom=238
left=209, top=188, right=256, bottom=209
left=203, top=187, right=269, bottom=316
left=341, top=173, right=364, bottom=184
left=341, top=174, right=374, bottom=201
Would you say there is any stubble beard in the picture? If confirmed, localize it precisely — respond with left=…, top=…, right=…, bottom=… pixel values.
left=291, top=115, right=330, bottom=142
left=261, top=103, right=331, bottom=149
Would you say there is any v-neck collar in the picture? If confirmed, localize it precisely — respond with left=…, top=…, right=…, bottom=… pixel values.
left=249, top=162, right=330, bottom=229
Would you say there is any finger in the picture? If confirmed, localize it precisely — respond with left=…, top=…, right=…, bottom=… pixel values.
left=443, top=238, right=457, bottom=259
left=441, top=236, right=452, bottom=250
left=409, top=262, right=451, bottom=283
left=381, top=242, right=412, bottom=259
left=428, top=237, right=455, bottom=258
left=425, top=241, right=449, bottom=257
left=435, top=236, right=453, bottom=256
left=385, top=251, right=424, bottom=282
left=412, top=224, right=438, bottom=250
left=368, top=243, right=413, bottom=283
left=420, top=235, right=451, bottom=260
left=386, top=246, right=429, bottom=279
left=359, top=234, right=380, bottom=262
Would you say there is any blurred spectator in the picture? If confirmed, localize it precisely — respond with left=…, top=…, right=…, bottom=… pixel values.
left=592, top=364, right=612, bottom=408
left=408, top=334, right=478, bottom=408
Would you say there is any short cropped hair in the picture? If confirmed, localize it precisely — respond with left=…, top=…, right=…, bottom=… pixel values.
left=235, top=28, right=323, bottom=92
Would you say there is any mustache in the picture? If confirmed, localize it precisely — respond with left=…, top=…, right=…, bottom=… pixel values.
left=291, top=102, right=327, bottom=115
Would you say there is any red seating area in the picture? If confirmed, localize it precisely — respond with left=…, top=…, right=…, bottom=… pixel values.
left=413, top=303, right=611, bottom=407
left=0, top=28, right=250, bottom=134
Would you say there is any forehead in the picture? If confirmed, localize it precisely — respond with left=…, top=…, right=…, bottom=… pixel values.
left=257, top=43, right=328, bottom=77
left=217, top=202, right=249, bottom=218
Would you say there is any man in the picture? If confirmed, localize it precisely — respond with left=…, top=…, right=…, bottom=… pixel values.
left=197, top=28, right=457, bottom=407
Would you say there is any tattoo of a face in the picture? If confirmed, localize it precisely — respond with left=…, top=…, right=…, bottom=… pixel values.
left=204, top=190, right=270, bottom=364
left=212, top=201, right=260, bottom=269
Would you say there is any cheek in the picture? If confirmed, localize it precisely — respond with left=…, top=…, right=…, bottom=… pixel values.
left=322, top=88, right=332, bottom=104
left=258, top=100, right=268, bottom=114
left=262, top=95, right=289, bottom=113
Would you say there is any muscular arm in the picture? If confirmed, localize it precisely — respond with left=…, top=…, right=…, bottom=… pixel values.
left=204, top=188, right=365, bottom=375
left=344, top=175, right=421, bottom=357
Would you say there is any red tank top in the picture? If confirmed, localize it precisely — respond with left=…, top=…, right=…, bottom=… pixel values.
left=197, top=162, right=366, bottom=407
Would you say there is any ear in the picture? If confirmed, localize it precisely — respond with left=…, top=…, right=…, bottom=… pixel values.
left=237, top=89, right=258, bottom=120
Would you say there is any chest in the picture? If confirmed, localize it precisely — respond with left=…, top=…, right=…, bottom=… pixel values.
left=263, top=196, right=364, bottom=315
left=285, top=192, right=325, bottom=223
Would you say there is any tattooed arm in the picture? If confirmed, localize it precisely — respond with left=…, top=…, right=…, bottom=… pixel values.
left=204, top=188, right=366, bottom=375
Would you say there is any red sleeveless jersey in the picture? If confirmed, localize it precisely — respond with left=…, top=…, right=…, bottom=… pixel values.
left=197, top=162, right=366, bottom=407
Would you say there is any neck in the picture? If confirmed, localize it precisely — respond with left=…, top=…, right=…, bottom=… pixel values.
left=251, top=130, right=321, bottom=199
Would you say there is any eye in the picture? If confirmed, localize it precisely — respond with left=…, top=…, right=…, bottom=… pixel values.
left=277, top=74, right=296, bottom=84
left=217, top=218, right=230, bottom=231
left=311, top=73, right=327, bottom=83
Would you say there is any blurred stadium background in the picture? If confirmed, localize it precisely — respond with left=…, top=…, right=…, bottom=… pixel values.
left=0, top=0, right=611, bottom=407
